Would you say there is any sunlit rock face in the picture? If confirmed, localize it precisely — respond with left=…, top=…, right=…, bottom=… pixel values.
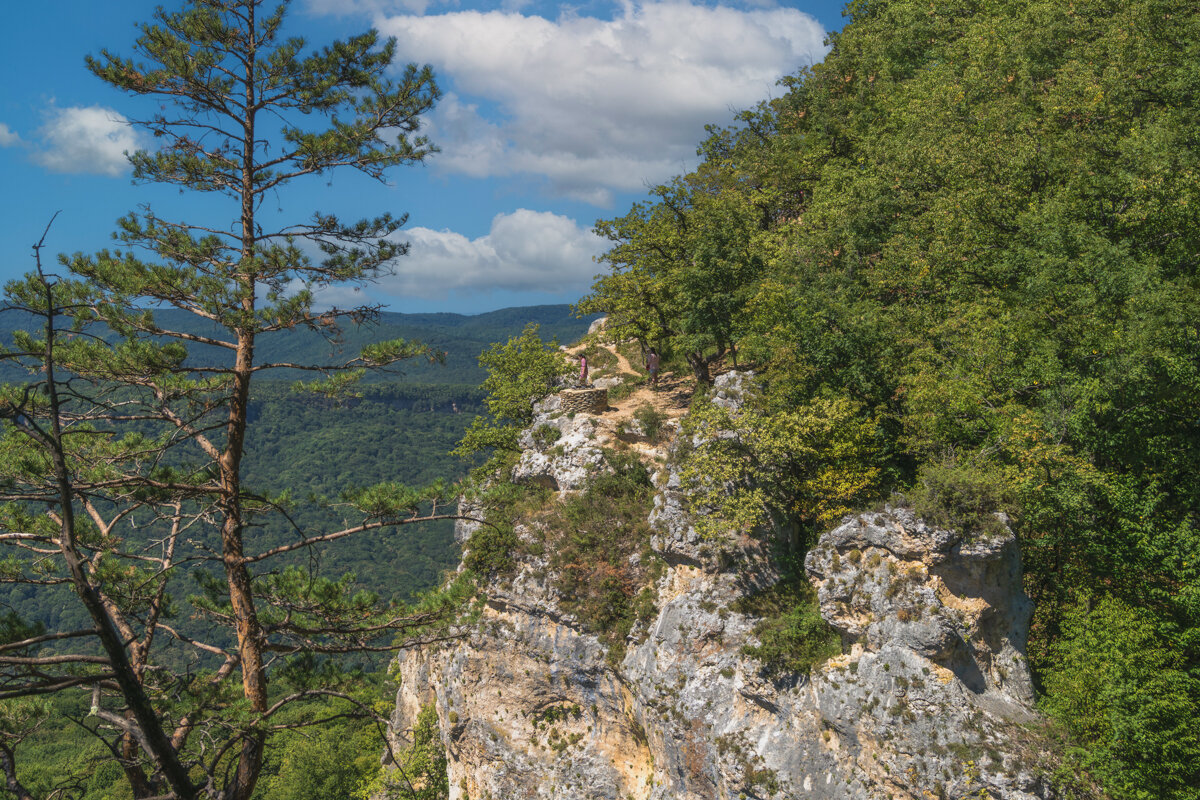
left=386, top=392, right=1054, bottom=800
left=802, top=508, right=1050, bottom=800
left=509, top=394, right=607, bottom=493
left=806, top=507, right=1036, bottom=706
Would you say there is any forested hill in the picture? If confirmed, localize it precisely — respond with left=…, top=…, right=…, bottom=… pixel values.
left=226, top=304, right=599, bottom=383
left=0, top=303, right=599, bottom=384
left=0, top=304, right=596, bottom=645
left=577, top=0, right=1200, bottom=796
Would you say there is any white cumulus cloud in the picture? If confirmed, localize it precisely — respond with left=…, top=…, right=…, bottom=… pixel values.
left=32, top=106, right=146, bottom=177
left=0, top=123, right=19, bottom=147
left=380, top=1, right=828, bottom=203
left=372, top=209, right=606, bottom=299
left=303, top=0, right=456, bottom=16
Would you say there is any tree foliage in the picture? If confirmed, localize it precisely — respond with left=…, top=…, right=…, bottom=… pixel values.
left=679, top=386, right=880, bottom=538
left=359, top=703, right=448, bottom=800
left=578, top=177, right=766, bottom=383
left=453, top=323, right=571, bottom=463
left=583, top=0, right=1200, bottom=792
left=0, top=2, right=465, bottom=798
left=1043, top=594, right=1200, bottom=800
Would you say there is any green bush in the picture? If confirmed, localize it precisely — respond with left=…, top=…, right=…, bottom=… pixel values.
left=734, top=573, right=840, bottom=678
left=544, top=450, right=660, bottom=662
left=463, top=524, right=520, bottom=579
left=356, top=703, right=448, bottom=800
left=632, top=403, right=667, bottom=443
left=908, top=460, right=1012, bottom=538
left=678, top=391, right=880, bottom=537
left=532, top=423, right=561, bottom=449
left=454, top=324, right=571, bottom=460
left=462, top=481, right=550, bottom=579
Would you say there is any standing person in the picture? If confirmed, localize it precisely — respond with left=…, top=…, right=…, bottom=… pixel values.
left=579, top=353, right=589, bottom=386
left=646, top=348, right=660, bottom=387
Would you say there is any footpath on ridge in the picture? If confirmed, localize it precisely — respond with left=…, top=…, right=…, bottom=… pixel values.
left=563, top=340, right=692, bottom=459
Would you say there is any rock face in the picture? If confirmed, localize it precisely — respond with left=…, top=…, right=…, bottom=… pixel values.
left=805, top=509, right=1036, bottom=708
left=387, top=384, right=1054, bottom=800
left=801, top=510, right=1048, bottom=799
left=509, top=394, right=607, bottom=493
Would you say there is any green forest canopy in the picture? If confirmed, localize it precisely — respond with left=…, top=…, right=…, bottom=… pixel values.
left=0, top=305, right=592, bottom=800
left=4, top=0, right=1200, bottom=795
left=580, top=0, right=1200, bottom=796
left=0, top=305, right=593, bottom=635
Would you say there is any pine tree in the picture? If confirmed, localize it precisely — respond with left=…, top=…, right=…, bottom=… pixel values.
left=0, top=2, right=463, bottom=797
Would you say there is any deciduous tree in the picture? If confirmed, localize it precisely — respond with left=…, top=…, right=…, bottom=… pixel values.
left=579, top=177, right=766, bottom=384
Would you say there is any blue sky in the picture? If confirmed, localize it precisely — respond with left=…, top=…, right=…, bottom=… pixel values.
left=0, top=0, right=845, bottom=314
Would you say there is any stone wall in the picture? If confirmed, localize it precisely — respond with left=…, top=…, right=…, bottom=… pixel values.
left=558, top=387, right=608, bottom=414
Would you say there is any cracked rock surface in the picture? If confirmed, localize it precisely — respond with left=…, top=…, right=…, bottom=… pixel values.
left=387, top=394, right=1055, bottom=800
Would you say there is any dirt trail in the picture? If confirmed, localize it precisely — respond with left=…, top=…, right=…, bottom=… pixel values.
left=565, top=341, right=693, bottom=455
left=607, top=373, right=692, bottom=423
left=566, top=341, right=636, bottom=380
left=603, top=345, right=636, bottom=377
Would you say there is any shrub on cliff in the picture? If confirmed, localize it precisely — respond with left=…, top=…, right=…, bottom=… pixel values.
left=678, top=387, right=882, bottom=541
left=454, top=323, right=571, bottom=468
left=544, top=449, right=661, bottom=663
left=357, top=703, right=448, bottom=800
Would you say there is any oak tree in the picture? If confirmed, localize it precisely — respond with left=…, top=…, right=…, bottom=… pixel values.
left=579, top=176, right=765, bottom=384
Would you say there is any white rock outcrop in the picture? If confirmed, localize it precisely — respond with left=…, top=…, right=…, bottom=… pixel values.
left=387, top=388, right=1055, bottom=800
left=510, top=394, right=607, bottom=493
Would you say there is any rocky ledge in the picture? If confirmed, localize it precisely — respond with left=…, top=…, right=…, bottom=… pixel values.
left=385, top=387, right=1056, bottom=800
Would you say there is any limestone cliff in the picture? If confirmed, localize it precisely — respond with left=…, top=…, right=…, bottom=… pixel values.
left=386, top=374, right=1057, bottom=800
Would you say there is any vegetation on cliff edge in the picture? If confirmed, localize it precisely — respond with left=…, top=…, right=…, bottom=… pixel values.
left=581, top=0, right=1200, bottom=795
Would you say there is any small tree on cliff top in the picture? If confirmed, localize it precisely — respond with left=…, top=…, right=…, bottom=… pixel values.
left=0, top=1, right=464, bottom=798
left=578, top=175, right=765, bottom=384
left=454, top=323, right=572, bottom=467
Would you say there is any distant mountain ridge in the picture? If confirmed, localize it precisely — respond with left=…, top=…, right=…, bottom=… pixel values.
left=0, top=303, right=599, bottom=385
left=0, top=303, right=599, bottom=643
